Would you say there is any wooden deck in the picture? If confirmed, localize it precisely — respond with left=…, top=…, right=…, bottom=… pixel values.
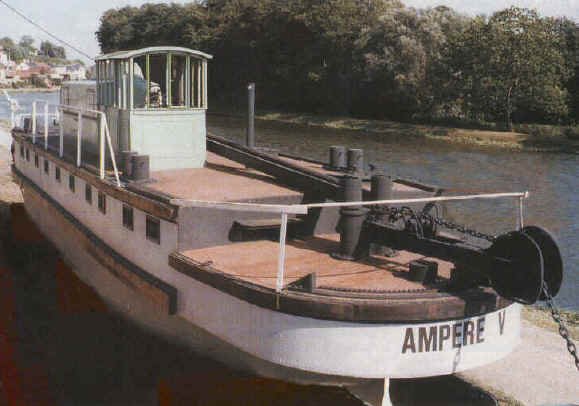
left=147, top=152, right=303, bottom=202
left=179, top=234, right=453, bottom=292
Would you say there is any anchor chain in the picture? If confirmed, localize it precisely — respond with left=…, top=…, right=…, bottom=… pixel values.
left=374, top=206, right=496, bottom=242
left=542, top=282, right=579, bottom=371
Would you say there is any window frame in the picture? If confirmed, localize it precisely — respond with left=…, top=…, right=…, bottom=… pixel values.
left=122, top=204, right=134, bottom=231
left=146, top=215, right=161, bottom=244
left=97, top=191, right=106, bottom=214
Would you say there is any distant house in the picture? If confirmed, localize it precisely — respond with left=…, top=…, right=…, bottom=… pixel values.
left=0, top=47, right=9, bottom=66
left=66, top=64, right=86, bottom=81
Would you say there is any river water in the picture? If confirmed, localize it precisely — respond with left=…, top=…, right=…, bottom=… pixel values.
left=1, top=91, right=577, bottom=310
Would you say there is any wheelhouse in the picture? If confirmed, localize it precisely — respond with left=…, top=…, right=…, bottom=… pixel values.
left=85, top=46, right=212, bottom=171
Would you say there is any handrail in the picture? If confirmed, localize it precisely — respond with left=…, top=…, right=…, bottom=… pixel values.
left=29, top=102, right=121, bottom=187
left=171, top=191, right=530, bottom=292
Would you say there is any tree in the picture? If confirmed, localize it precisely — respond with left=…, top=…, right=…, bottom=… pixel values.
left=39, top=40, right=66, bottom=59
left=18, top=35, right=36, bottom=58
left=452, top=7, right=570, bottom=128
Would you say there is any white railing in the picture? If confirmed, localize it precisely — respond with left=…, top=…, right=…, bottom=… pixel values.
left=171, top=191, right=530, bottom=292
left=29, top=101, right=121, bottom=187
left=3, top=90, right=20, bottom=129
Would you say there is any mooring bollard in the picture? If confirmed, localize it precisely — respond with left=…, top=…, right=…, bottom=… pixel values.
left=329, top=145, right=346, bottom=170
left=347, top=148, right=364, bottom=175
left=332, top=175, right=368, bottom=260
left=370, top=174, right=394, bottom=256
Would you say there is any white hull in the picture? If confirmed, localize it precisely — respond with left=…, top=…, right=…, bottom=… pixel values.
left=12, top=142, right=521, bottom=385
left=21, top=182, right=521, bottom=385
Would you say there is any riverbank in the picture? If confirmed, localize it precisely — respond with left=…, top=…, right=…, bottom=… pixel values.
left=210, top=111, right=579, bottom=154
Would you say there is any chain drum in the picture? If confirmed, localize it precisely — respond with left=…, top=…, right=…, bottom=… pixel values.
left=522, top=226, right=563, bottom=299
left=486, top=230, right=544, bottom=304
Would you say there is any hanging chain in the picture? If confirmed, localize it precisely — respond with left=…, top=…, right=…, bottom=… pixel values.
left=542, top=282, right=579, bottom=371
left=377, top=206, right=496, bottom=242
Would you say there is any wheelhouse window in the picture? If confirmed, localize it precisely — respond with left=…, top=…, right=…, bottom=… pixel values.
left=149, top=54, right=168, bottom=108
left=123, top=51, right=208, bottom=110
left=171, top=54, right=187, bottom=107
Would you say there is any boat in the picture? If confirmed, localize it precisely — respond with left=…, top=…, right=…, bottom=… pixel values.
left=9, top=46, right=564, bottom=405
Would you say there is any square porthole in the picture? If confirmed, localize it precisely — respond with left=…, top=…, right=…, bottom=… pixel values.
left=98, top=191, right=106, bottom=214
left=25, top=149, right=30, bottom=161
left=85, top=184, right=92, bottom=204
left=44, top=159, right=49, bottom=174
left=68, top=174, right=75, bottom=192
left=122, top=205, right=134, bottom=231
left=55, top=167, right=61, bottom=182
left=146, top=216, right=160, bottom=244
left=34, top=154, right=39, bottom=168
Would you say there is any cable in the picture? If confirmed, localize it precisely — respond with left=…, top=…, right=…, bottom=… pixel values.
left=0, top=0, right=93, bottom=61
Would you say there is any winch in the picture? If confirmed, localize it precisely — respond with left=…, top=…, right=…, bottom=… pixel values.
left=333, top=176, right=564, bottom=305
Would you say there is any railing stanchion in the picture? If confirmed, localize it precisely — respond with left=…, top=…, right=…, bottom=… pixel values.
left=44, top=103, right=49, bottom=149
left=58, top=107, right=64, bottom=152
left=102, top=116, right=121, bottom=187
left=77, top=111, right=82, bottom=167
left=32, top=101, right=36, bottom=142
left=99, top=114, right=105, bottom=180
left=276, top=211, right=289, bottom=293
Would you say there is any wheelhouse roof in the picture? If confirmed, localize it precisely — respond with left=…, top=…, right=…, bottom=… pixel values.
left=95, top=46, right=213, bottom=61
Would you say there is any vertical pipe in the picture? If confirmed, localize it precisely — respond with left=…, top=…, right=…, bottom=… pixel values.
left=32, top=101, right=36, bottom=141
left=276, top=211, right=289, bottom=293
left=518, top=196, right=524, bottom=230
left=77, top=111, right=82, bottom=167
left=247, top=82, right=255, bottom=148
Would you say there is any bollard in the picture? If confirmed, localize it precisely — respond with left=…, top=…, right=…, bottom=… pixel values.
left=347, top=148, right=364, bottom=175
left=121, top=151, right=138, bottom=180
left=329, top=146, right=346, bottom=170
left=370, top=174, right=395, bottom=256
left=247, top=82, right=255, bottom=148
left=131, top=155, right=150, bottom=181
left=331, top=175, right=368, bottom=260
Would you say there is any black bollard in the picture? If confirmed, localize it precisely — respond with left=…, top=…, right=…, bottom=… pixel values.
left=347, top=148, right=364, bottom=175
left=329, top=146, right=346, bottom=170
left=331, top=175, right=368, bottom=261
left=131, top=155, right=150, bottom=181
left=370, top=174, right=396, bottom=256
left=247, top=82, right=255, bottom=148
left=121, top=151, right=138, bottom=180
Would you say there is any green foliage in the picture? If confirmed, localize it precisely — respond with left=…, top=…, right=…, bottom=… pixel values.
left=39, top=40, right=66, bottom=59
left=96, top=2, right=578, bottom=126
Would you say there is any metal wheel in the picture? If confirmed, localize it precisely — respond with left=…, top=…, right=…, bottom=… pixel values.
left=522, top=226, right=563, bottom=299
left=487, top=230, right=544, bottom=304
